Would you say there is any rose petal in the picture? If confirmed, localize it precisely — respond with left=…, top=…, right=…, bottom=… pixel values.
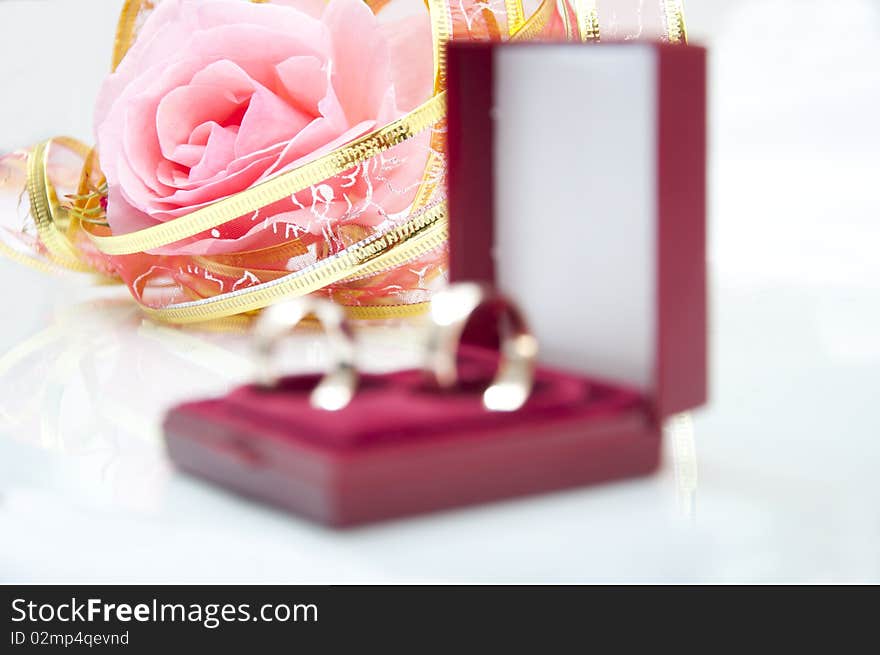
left=381, top=14, right=434, bottom=111
left=235, top=85, right=314, bottom=158
left=322, top=0, right=394, bottom=124
left=269, top=0, right=327, bottom=19
left=155, top=81, right=249, bottom=162
left=189, top=122, right=239, bottom=181
left=274, top=55, right=328, bottom=113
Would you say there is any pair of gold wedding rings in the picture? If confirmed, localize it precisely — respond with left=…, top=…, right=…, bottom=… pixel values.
left=253, top=283, right=539, bottom=413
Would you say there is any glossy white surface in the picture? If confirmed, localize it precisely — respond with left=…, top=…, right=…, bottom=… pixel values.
left=1, top=0, right=879, bottom=583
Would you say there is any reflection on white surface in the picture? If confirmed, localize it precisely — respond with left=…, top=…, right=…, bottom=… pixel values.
left=1, top=0, right=879, bottom=582
left=5, top=270, right=878, bottom=583
left=0, top=285, right=426, bottom=442
left=0, top=282, right=703, bottom=583
left=668, top=414, right=697, bottom=520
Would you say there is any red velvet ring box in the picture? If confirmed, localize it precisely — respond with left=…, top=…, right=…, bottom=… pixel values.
left=163, top=42, right=707, bottom=527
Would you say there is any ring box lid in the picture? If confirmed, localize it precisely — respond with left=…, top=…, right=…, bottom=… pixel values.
left=446, top=42, right=707, bottom=419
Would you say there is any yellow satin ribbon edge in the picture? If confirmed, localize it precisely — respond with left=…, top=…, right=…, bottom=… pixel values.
left=511, top=0, right=556, bottom=41
left=426, top=0, right=452, bottom=90
left=406, top=0, right=453, bottom=214
left=175, top=300, right=432, bottom=332
left=111, top=0, right=140, bottom=71
left=573, top=0, right=600, bottom=41
left=344, top=302, right=431, bottom=320
left=0, top=238, right=66, bottom=276
left=665, top=0, right=689, bottom=44
left=505, top=0, right=526, bottom=35
left=26, top=139, right=95, bottom=272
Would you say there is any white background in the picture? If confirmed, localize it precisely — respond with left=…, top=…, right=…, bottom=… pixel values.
left=0, top=0, right=878, bottom=583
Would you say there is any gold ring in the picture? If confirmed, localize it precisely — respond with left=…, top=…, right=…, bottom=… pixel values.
left=426, top=283, right=538, bottom=412
left=253, top=298, right=357, bottom=412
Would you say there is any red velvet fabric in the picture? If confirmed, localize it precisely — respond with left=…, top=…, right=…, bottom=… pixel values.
left=176, top=349, right=644, bottom=451
left=163, top=351, right=655, bottom=525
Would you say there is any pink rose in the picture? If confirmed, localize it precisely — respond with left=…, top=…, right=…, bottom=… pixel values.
left=94, top=0, right=433, bottom=255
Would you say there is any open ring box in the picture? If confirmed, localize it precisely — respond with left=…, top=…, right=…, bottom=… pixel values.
left=163, top=42, right=707, bottom=527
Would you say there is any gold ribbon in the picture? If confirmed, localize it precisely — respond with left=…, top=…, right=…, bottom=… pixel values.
left=505, top=0, right=526, bottom=36
left=0, top=238, right=67, bottom=276
left=427, top=0, right=453, bottom=91
left=665, top=0, right=689, bottom=44
left=111, top=0, right=141, bottom=72
left=510, top=0, right=556, bottom=41
left=26, top=138, right=94, bottom=273
left=574, top=1, right=600, bottom=42
left=142, top=202, right=448, bottom=323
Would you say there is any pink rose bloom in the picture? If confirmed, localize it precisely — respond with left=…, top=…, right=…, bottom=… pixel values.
left=94, top=0, right=433, bottom=255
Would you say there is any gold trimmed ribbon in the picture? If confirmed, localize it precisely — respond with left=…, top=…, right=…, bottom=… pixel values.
left=0, top=237, right=67, bottom=276
left=26, top=138, right=94, bottom=273
left=505, top=0, right=526, bottom=35
left=665, top=0, right=689, bottom=44
left=408, top=0, right=453, bottom=214
left=427, top=0, right=453, bottom=91
left=142, top=202, right=448, bottom=323
left=111, top=0, right=141, bottom=72
left=574, top=0, right=600, bottom=42
left=511, top=0, right=557, bottom=41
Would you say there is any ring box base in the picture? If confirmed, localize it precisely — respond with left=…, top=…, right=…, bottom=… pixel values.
left=164, top=352, right=658, bottom=527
